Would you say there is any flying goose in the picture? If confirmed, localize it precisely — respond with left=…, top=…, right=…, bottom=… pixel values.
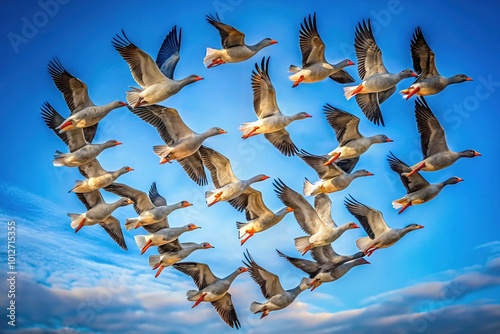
left=200, top=146, right=269, bottom=211
left=243, top=250, right=312, bottom=319
left=322, top=104, right=392, bottom=165
left=345, top=195, right=424, bottom=256
left=204, top=13, right=277, bottom=68
left=112, top=29, right=202, bottom=108
left=173, top=262, right=247, bottom=329
left=407, top=98, right=481, bottom=176
left=240, top=57, right=312, bottom=156
left=104, top=182, right=192, bottom=230
left=343, top=20, right=417, bottom=126
left=388, top=152, right=464, bottom=214
left=288, top=13, right=355, bottom=87
left=274, top=179, right=359, bottom=255
left=400, top=27, right=472, bottom=100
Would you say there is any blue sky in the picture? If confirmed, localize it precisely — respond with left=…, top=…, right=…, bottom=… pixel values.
left=1, top=0, right=499, bottom=332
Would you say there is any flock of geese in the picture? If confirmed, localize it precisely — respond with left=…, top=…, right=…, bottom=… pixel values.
left=41, top=13, right=480, bottom=329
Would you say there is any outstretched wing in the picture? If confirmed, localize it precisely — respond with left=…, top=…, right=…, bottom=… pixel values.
left=156, top=25, right=181, bottom=79
left=387, top=152, right=429, bottom=193
left=99, top=216, right=128, bottom=251
left=252, top=57, right=280, bottom=119
left=206, top=13, right=245, bottom=48
left=274, top=179, right=323, bottom=235
left=410, top=27, right=439, bottom=79
left=199, top=146, right=238, bottom=188
left=173, top=262, right=217, bottom=289
left=354, top=87, right=396, bottom=127
left=323, top=104, right=361, bottom=146
left=112, top=30, right=166, bottom=88
left=211, top=294, right=241, bottom=329
left=104, top=182, right=154, bottom=214
left=354, top=19, right=388, bottom=79
left=344, top=195, right=389, bottom=239
left=242, top=250, right=284, bottom=299
left=297, top=150, right=343, bottom=179
left=276, top=249, right=320, bottom=277
left=414, top=97, right=449, bottom=158
left=48, top=57, right=94, bottom=112
left=298, top=13, right=326, bottom=66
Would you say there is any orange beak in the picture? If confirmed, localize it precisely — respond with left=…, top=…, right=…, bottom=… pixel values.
left=270, top=40, right=278, bottom=45
left=386, top=138, right=394, bottom=142
left=261, top=175, right=270, bottom=180
left=474, top=151, right=482, bottom=156
left=465, top=77, right=473, bottom=81
left=286, top=207, right=294, bottom=212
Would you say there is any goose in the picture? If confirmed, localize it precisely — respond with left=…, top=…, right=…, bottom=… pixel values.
left=104, top=182, right=192, bottom=230
left=279, top=244, right=365, bottom=269
left=173, top=262, right=247, bottom=329
left=52, top=139, right=122, bottom=167
left=243, top=250, right=312, bottom=319
left=388, top=152, right=464, bottom=214
left=41, top=102, right=97, bottom=154
left=47, top=58, right=127, bottom=132
left=344, top=195, right=424, bottom=256
left=55, top=101, right=127, bottom=133
left=406, top=98, right=481, bottom=176
left=134, top=223, right=200, bottom=255
left=274, top=179, right=359, bottom=255
left=204, top=13, right=277, bottom=68
left=69, top=159, right=133, bottom=193
left=400, top=27, right=472, bottom=100
left=112, top=29, right=203, bottom=108
left=199, top=146, right=269, bottom=211
left=289, top=13, right=355, bottom=87
left=343, top=20, right=417, bottom=126
left=149, top=242, right=214, bottom=278
left=322, top=104, right=392, bottom=165
left=134, top=105, right=226, bottom=164
left=236, top=190, right=293, bottom=245
left=135, top=182, right=199, bottom=254
left=68, top=190, right=132, bottom=248
left=240, top=57, right=312, bottom=156
left=297, top=150, right=373, bottom=196
left=277, top=249, right=369, bottom=291
left=129, top=104, right=221, bottom=186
